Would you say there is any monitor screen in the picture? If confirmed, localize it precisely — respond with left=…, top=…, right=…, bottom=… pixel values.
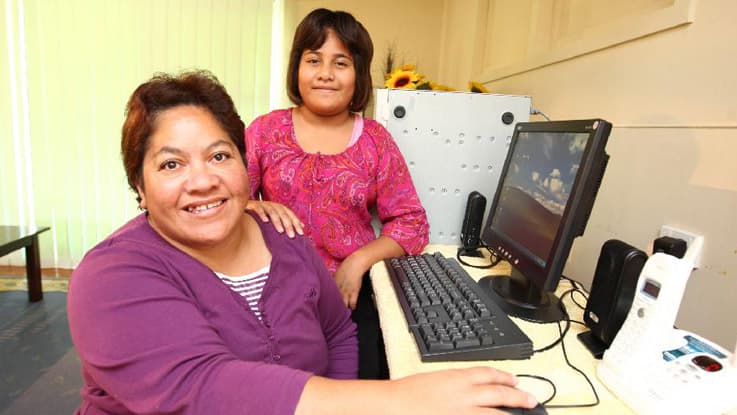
left=479, top=119, right=611, bottom=323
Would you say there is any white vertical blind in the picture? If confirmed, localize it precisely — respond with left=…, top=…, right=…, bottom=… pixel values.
left=1, top=0, right=277, bottom=268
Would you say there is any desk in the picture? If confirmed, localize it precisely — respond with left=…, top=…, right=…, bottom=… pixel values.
left=371, top=244, right=635, bottom=414
left=0, top=225, right=50, bottom=302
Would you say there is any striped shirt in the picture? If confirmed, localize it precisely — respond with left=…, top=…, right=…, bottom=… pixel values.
left=215, top=265, right=270, bottom=320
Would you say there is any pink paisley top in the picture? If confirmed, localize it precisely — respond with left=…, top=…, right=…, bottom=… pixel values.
left=245, top=108, right=429, bottom=274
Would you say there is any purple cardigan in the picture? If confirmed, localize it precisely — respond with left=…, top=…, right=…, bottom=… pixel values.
left=67, top=213, right=358, bottom=415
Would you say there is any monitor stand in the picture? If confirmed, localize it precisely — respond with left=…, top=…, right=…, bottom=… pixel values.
left=457, top=246, right=484, bottom=257
left=478, top=267, right=565, bottom=323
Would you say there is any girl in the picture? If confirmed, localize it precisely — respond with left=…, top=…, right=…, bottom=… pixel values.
left=245, top=8, right=429, bottom=379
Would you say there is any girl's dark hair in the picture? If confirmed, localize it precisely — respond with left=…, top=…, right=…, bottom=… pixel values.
left=121, top=70, right=245, bottom=203
left=286, top=8, right=374, bottom=113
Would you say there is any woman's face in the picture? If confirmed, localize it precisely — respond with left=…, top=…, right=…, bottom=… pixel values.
left=137, top=105, right=249, bottom=251
left=298, top=29, right=356, bottom=117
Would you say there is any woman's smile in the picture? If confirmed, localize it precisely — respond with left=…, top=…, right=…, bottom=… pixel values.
left=184, top=199, right=226, bottom=214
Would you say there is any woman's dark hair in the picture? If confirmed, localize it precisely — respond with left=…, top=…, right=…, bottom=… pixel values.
left=121, top=70, right=246, bottom=203
left=286, top=8, right=374, bottom=113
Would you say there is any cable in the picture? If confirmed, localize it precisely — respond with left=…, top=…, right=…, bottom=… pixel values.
left=532, top=291, right=572, bottom=354
left=569, top=291, right=588, bottom=311
left=515, top=374, right=557, bottom=405
left=455, top=245, right=502, bottom=269
left=530, top=106, right=551, bottom=121
left=561, top=276, right=589, bottom=310
left=562, top=275, right=589, bottom=296
left=508, top=275, right=599, bottom=409
left=542, top=317, right=601, bottom=409
left=519, top=287, right=599, bottom=409
left=562, top=275, right=580, bottom=290
left=559, top=284, right=588, bottom=325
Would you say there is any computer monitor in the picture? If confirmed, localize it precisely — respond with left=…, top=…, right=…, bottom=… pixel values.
left=478, top=119, right=611, bottom=323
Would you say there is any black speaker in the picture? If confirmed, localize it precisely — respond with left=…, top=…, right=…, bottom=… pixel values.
left=458, top=191, right=486, bottom=257
left=578, top=239, right=647, bottom=358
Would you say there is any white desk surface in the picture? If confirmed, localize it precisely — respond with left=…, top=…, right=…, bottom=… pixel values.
left=370, top=244, right=635, bottom=414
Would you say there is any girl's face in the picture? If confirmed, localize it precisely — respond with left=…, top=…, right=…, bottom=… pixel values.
left=297, top=29, right=356, bottom=117
left=137, top=105, right=250, bottom=252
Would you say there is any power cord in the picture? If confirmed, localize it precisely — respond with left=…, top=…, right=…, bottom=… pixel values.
left=562, top=275, right=590, bottom=310
left=561, top=287, right=588, bottom=327
left=532, top=290, right=572, bottom=353
left=456, top=244, right=502, bottom=269
left=530, top=106, right=551, bottom=121
left=543, top=318, right=601, bottom=409
left=516, top=374, right=557, bottom=405
left=517, top=284, right=600, bottom=410
left=569, top=291, right=588, bottom=311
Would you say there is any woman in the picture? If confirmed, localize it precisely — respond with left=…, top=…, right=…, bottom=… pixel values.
left=246, top=8, right=429, bottom=379
left=68, top=70, right=538, bottom=414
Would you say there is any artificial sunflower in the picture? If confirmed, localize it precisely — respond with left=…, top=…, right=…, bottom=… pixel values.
left=416, top=81, right=433, bottom=90
left=385, top=66, right=421, bottom=89
left=469, top=81, right=490, bottom=93
left=429, top=81, right=456, bottom=92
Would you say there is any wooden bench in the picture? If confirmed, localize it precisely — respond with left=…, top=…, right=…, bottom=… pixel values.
left=0, top=225, right=50, bottom=302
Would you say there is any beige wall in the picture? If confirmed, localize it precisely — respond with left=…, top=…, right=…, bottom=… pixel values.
left=285, top=1, right=737, bottom=350
left=441, top=0, right=737, bottom=350
left=285, top=0, right=446, bottom=92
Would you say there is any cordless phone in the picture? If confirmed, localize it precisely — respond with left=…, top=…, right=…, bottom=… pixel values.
left=597, top=238, right=737, bottom=415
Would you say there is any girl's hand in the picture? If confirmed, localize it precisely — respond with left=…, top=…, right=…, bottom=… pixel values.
left=246, top=200, right=304, bottom=238
left=334, top=255, right=369, bottom=310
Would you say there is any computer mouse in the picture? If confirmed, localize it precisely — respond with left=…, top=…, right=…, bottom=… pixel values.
left=496, top=403, right=548, bottom=415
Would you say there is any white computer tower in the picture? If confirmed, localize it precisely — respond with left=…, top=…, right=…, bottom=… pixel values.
left=374, top=88, right=531, bottom=245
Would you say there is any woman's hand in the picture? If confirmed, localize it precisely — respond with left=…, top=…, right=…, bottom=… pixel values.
left=391, top=367, right=539, bottom=414
left=296, top=366, right=539, bottom=415
left=246, top=200, right=304, bottom=238
left=333, top=254, right=368, bottom=310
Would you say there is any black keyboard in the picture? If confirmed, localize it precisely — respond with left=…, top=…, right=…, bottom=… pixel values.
left=385, top=252, right=533, bottom=362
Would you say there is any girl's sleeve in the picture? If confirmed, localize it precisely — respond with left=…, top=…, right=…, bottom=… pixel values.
left=373, top=125, right=430, bottom=255
left=306, top=240, right=359, bottom=379
left=67, top=246, right=311, bottom=415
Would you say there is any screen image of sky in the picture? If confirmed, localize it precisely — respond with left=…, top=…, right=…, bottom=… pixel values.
left=507, top=131, right=590, bottom=216
left=489, top=131, right=590, bottom=263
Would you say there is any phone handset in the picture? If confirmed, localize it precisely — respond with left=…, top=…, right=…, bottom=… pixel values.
left=601, top=249, right=693, bottom=369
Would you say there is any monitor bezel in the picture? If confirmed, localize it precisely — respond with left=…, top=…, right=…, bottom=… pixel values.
left=481, top=119, right=611, bottom=294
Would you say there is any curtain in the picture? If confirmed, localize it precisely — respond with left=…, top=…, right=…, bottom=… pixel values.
left=1, top=0, right=278, bottom=268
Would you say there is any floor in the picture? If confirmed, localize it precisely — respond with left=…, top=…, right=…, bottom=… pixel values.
left=0, top=266, right=73, bottom=278
left=0, top=268, right=80, bottom=415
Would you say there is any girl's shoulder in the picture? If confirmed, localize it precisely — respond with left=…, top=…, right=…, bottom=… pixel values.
left=361, top=116, right=389, bottom=136
left=357, top=116, right=397, bottom=151
left=247, top=108, right=293, bottom=131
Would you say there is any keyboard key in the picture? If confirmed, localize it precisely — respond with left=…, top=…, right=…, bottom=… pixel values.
left=428, top=340, right=455, bottom=352
left=455, top=337, right=481, bottom=348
